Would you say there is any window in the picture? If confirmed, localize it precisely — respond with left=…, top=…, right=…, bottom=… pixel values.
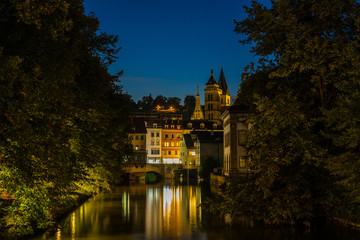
left=175, top=151, right=177, bottom=155
left=213, top=123, right=217, bottom=129
left=177, top=125, right=181, bottom=129
left=165, top=125, right=168, bottom=128
left=225, top=133, right=230, bottom=147
left=165, top=142, right=169, bottom=147
left=135, top=145, right=139, bottom=150
left=156, top=140, right=160, bottom=145
left=187, top=123, right=192, bottom=128
left=151, top=140, right=154, bottom=146
left=190, top=151, right=195, bottom=156
left=168, top=151, right=171, bottom=155
left=135, top=135, right=139, bottom=140
left=153, top=123, right=157, bottom=128
left=129, top=136, right=133, bottom=140
left=238, top=130, right=246, bottom=145
left=171, top=125, right=174, bottom=129
left=171, top=134, right=174, bottom=138
left=156, top=132, right=159, bottom=137
left=140, top=145, right=145, bottom=150
left=151, top=132, right=154, bottom=137
left=200, top=123, right=205, bottom=129
left=151, top=149, right=160, bottom=154
left=177, top=134, right=181, bottom=138
left=239, top=157, right=246, bottom=168
left=141, top=135, right=144, bottom=140
left=165, top=134, right=169, bottom=138
left=171, top=142, right=174, bottom=147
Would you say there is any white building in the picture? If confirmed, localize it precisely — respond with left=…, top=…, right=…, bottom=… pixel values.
left=220, top=105, right=250, bottom=176
left=145, top=121, right=162, bottom=164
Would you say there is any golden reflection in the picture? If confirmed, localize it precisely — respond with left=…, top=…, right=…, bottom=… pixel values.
left=56, top=228, right=61, bottom=240
left=71, top=212, right=75, bottom=240
left=122, top=191, right=130, bottom=222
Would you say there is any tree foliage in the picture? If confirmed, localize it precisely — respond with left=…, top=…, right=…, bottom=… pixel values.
left=0, top=0, right=130, bottom=237
left=216, top=0, right=360, bottom=225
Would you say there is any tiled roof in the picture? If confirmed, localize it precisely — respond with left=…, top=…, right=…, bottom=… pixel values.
left=218, top=67, right=229, bottom=95
left=206, top=68, right=218, bottom=85
left=183, top=134, right=195, bottom=149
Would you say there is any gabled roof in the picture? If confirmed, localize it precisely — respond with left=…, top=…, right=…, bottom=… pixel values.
left=182, top=120, right=223, bottom=130
left=206, top=68, right=218, bottom=85
left=130, top=117, right=147, bottom=133
left=183, top=134, right=195, bottom=149
left=218, top=66, right=229, bottom=95
left=192, top=131, right=223, bottom=143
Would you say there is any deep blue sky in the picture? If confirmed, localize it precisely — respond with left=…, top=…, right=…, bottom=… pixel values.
left=84, top=0, right=271, bottom=103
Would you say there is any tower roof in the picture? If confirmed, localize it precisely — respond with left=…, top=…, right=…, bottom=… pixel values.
left=206, top=68, right=218, bottom=85
left=218, top=66, right=229, bottom=95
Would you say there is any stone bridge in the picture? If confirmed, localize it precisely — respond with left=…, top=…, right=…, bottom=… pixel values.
left=123, top=163, right=182, bottom=180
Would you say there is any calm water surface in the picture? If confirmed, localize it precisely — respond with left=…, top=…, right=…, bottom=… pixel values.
left=35, top=182, right=360, bottom=240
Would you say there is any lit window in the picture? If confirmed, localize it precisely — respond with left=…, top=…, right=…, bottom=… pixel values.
left=135, top=145, right=139, bottom=150
left=191, top=151, right=195, bottom=156
left=239, top=157, right=246, bottom=168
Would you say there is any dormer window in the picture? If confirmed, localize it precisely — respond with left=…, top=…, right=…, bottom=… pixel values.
left=165, top=125, right=168, bottom=128
left=213, top=123, right=217, bottom=129
left=177, top=125, right=181, bottom=129
left=200, top=123, right=205, bottom=129
left=187, top=123, right=192, bottom=128
left=171, top=125, right=174, bottom=129
left=153, top=123, right=157, bottom=128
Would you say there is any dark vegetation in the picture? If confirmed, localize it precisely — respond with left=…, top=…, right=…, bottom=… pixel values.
left=0, top=0, right=130, bottom=237
left=208, top=0, right=360, bottom=227
left=130, top=94, right=196, bottom=120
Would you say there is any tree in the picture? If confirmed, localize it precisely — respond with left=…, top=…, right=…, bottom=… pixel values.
left=214, top=0, right=360, bottom=225
left=0, top=0, right=129, bottom=236
left=167, top=97, right=181, bottom=110
left=153, top=95, right=168, bottom=109
left=183, top=95, right=195, bottom=120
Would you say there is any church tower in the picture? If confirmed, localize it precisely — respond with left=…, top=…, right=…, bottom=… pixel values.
left=191, top=84, right=204, bottom=120
left=218, top=65, right=231, bottom=107
left=204, top=68, right=222, bottom=123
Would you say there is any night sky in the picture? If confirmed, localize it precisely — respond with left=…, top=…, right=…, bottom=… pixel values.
left=84, top=0, right=271, bottom=103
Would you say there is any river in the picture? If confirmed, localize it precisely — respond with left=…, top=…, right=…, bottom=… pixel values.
left=34, top=181, right=360, bottom=240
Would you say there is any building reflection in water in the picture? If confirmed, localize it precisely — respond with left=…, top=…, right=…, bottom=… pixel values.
left=146, top=185, right=202, bottom=239
left=39, top=184, right=202, bottom=240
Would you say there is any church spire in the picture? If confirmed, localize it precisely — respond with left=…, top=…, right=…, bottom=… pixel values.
left=206, top=67, right=217, bottom=85
left=218, top=65, right=229, bottom=95
left=191, top=84, right=204, bottom=120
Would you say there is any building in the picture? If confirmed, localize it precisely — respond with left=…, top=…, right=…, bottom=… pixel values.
left=129, top=117, right=147, bottom=163
left=220, top=105, right=250, bottom=176
left=162, top=120, right=183, bottom=164
left=145, top=120, right=162, bottom=164
left=204, top=66, right=231, bottom=123
left=179, top=134, right=199, bottom=168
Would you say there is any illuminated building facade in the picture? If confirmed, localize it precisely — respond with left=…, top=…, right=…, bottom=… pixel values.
left=162, top=120, right=183, bottom=164
left=204, top=66, right=231, bottom=124
left=129, top=117, right=147, bottom=163
left=145, top=120, right=162, bottom=164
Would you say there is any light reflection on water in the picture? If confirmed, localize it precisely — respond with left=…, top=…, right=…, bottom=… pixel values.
left=38, top=183, right=204, bottom=240
left=35, top=182, right=360, bottom=240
